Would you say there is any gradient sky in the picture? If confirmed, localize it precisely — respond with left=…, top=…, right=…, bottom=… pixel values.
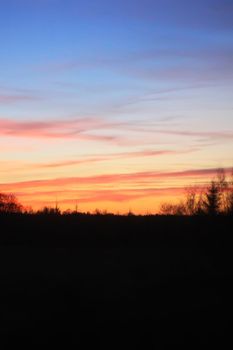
left=0, top=0, right=233, bottom=213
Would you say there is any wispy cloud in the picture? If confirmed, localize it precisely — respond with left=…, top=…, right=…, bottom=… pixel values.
left=146, top=129, right=233, bottom=141
left=0, top=94, right=40, bottom=104
left=37, top=46, right=233, bottom=87
left=0, top=148, right=197, bottom=173
left=1, top=116, right=232, bottom=149
left=1, top=167, right=231, bottom=191
left=36, top=187, right=185, bottom=204
left=31, top=150, right=183, bottom=169
left=0, top=117, right=119, bottom=143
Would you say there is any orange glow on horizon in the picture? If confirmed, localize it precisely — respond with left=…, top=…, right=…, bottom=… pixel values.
left=1, top=167, right=231, bottom=214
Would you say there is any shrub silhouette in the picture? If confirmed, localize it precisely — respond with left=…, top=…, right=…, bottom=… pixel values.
left=37, top=206, right=61, bottom=215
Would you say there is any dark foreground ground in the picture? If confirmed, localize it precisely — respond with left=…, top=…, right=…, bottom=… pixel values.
left=0, top=214, right=233, bottom=348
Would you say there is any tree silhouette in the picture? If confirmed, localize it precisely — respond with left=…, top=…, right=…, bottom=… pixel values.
left=159, top=168, right=233, bottom=216
left=202, top=180, right=221, bottom=215
left=159, top=202, right=186, bottom=215
left=225, top=171, right=233, bottom=215
left=0, top=192, right=23, bottom=213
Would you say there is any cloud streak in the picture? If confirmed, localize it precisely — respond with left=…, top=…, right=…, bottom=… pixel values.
left=30, top=150, right=183, bottom=169
left=0, top=117, right=119, bottom=143
left=147, top=129, right=233, bottom=141
left=1, top=116, right=232, bottom=146
left=1, top=167, right=232, bottom=191
left=38, top=46, right=233, bottom=90
left=0, top=94, right=39, bottom=104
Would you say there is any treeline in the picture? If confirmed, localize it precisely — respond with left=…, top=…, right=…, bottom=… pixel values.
left=160, top=169, right=233, bottom=216
left=1, top=169, right=233, bottom=216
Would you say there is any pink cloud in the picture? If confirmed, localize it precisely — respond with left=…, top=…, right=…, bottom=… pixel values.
left=0, top=117, right=119, bottom=143
left=30, top=149, right=180, bottom=169
left=1, top=167, right=231, bottom=191
left=1, top=116, right=231, bottom=147
left=13, top=187, right=185, bottom=206
left=123, top=123, right=233, bottom=141
left=58, top=188, right=184, bottom=204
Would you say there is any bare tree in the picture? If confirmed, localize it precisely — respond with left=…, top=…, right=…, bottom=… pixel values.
left=184, top=186, right=199, bottom=215
left=225, top=171, right=233, bottom=215
left=0, top=192, right=23, bottom=213
left=216, top=169, right=228, bottom=213
left=209, top=168, right=233, bottom=215
left=160, top=201, right=186, bottom=215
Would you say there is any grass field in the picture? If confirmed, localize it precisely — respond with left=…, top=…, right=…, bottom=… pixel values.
left=0, top=214, right=233, bottom=347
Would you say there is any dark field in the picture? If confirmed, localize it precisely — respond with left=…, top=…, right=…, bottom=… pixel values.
left=0, top=214, right=233, bottom=348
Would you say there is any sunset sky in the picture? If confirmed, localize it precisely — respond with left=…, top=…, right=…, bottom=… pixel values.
left=0, top=0, right=233, bottom=213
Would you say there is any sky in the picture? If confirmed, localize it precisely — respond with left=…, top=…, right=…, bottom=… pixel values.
left=0, top=0, right=233, bottom=213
